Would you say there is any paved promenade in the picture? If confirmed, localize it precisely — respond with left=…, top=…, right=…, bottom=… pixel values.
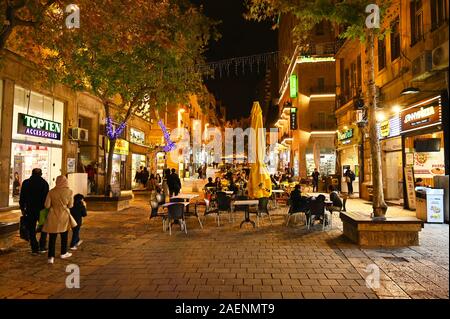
left=0, top=189, right=447, bottom=299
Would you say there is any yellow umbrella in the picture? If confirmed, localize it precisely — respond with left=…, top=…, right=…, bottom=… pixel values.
left=247, top=101, right=272, bottom=199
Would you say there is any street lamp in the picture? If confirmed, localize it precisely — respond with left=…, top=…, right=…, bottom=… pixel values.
left=400, top=87, right=420, bottom=95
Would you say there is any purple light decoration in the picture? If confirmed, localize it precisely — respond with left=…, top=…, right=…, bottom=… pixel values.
left=158, top=119, right=176, bottom=152
left=106, top=116, right=126, bottom=140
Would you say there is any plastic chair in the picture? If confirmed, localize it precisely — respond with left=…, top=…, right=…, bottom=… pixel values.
left=286, top=196, right=310, bottom=226
left=167, top=203, right=187, bottom=235
left=250, top=197, right=272, bottom=226
left=306, top=197, right=330, bottom=231
left=200, top=199, right=220, bottom=226
left=216, top=191, right=233, bottom=225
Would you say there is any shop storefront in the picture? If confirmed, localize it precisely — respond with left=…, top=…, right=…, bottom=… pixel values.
left=336, top=125, right=361, bottom=194
left=378, top=116, right=402, bottom=202
left=107, top=139, right=129, bottom=190
left=401, top=96, right=445, bottom=209
left=10, top=86, right=64, bottom=205
left=130, top=128, right=148, bottom=188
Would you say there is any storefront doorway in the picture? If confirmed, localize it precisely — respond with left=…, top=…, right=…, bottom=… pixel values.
left=385, top=150, right=403, bottom=200
left=131, top=153, right=147, bottom=188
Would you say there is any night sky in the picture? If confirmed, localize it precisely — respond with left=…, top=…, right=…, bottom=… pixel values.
left=190, top=0, right=277, bottom=120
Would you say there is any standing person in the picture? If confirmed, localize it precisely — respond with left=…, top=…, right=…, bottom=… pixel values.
left=19, top=168, right=49, bottom=255
left=312, top=168, right=320, bottom=192
left=162, top=169, right=171, bottom=200
left=69, top=194, right=87, bottom=250
left=155, top=173, right=162, bottom=185
left=344, top=168, right=356, bottom=195
left=141, top=167, right=149, bottom=188
left=134, top=166, right=143, bottom=188
left=85, top=163, right=96, bottom=194
left=168, top=168, right=181, bottom=197
left=13, top=172, right=21, bottom=199
left=197, top=166, right=203, bottom=179
left=202, top=164, right=207, bottom=180
left=43, top=175, right=75, bottom=264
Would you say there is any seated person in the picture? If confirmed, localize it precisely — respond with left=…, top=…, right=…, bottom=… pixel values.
left=228, top=179, right=239, bottom=194
left=215, top=177, right=222, bottom=190
left=328, top=185, right=343, bottom=212
left=204, top=177, right=216, bottom=188
left=270, top=175, right=279, bottom=188
left=289, top=184, right=309, bottom=213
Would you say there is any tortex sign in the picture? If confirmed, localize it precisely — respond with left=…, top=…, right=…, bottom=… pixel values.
left=17, top=113, right=61, bottom=140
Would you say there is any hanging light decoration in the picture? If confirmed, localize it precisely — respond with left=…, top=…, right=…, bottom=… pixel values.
left=158, top=119, right=176, bottom=152
left=106, top=116, right=126, bottom=140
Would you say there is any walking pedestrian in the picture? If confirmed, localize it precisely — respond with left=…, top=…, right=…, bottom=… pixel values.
left=312, top=168, right=320, bottom=192
left=19, top=168, right=49, bottom=255
left=134, top=166, right=143, bottom=188
left=69, top=194, right=87, bottom=250
left=168, top=168, right=181, bottom=197
left=162, top=169, right=171, bottom=200
left=344, top=168, right=356, bottom=195
left=141, top=167, right=149, bottom=188
left=43, top=175, right=76, bottom=264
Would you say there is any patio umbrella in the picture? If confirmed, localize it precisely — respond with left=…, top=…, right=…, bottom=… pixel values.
left=247, top=101, right=272, bottom=199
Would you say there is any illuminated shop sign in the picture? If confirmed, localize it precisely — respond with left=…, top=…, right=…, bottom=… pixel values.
left=290, top=108, right=298, bottom=130
left=130, top=128, right=145, bottom=145
left=17, top=113, right=61, bottom=140
left=377, top=116, right=401, bottom=139
left=339, top=129, right=353, bottom=141
left=290, top=75, right=298, bottom=98
left=401, top=101, right=442, bottom=134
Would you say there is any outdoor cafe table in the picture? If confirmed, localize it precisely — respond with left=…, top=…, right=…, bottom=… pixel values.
left=232, top=199, right=259, bottom=228
left=170, top=194, right=199, bottom=202
left=223, top=191, right=234, bottom=195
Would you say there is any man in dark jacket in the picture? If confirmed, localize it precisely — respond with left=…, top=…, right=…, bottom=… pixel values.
left=70, top=194, right=87, bottom=250
left=19, top=168, right=49, bottom=254
left=168, top=168, right=181, bottom=197
left=311, top=168, right=320, bottom=192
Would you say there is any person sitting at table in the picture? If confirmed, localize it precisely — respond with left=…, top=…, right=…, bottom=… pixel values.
left=270, top=175, right=279, bottom=189
left=215, top=177, right=222, bottom=190
left=204, top=177, right=216, bottom=189
left=228, top=179, right=239, bottom=194
left=328, top=185, right=343, bottom=213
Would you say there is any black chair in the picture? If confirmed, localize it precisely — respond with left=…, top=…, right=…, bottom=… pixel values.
left=250, top=197, right=272, bottom=226
left=306, top=197, right=329, bottom=231
left=167, top=203, right=187, bottom=235
left=199, top=199, right=220, bottom=226
left=286, top=196, right=310, bottom=226
left=216, top=191, right=233, bottom=225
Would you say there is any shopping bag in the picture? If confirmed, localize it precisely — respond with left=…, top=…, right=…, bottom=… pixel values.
left=19, top=216, right=29, bottom=241
left=38, top=208, right=49, bottom=227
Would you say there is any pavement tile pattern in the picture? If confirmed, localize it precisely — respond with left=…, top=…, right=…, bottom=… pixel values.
left=0, top=190, right=447, bottom=299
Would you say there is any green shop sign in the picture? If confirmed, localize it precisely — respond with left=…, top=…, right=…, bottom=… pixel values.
left=339, top=128, right=353, bottom=142
left=17, top=113, right=61, bottom=140
left=290, top=74, right=298, bottom=98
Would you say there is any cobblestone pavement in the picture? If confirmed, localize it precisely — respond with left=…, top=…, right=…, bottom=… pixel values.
left=0, top=192, right=447, bottom=299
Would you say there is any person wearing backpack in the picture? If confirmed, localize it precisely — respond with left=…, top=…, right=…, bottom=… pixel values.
left=70, top=194, right=87, bottom=251
left=344, top=168, right=356, bottom=195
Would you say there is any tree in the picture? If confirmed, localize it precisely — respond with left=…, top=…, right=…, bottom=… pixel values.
left=24, top=0, right=215, bottom=194
left=246, top=0, right=391, bottom=218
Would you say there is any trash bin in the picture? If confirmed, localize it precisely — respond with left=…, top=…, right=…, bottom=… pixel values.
left=416, top=188, right=444, bottom=223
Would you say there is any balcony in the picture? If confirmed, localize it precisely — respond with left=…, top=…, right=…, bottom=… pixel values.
left=309, top=86, right=336, bottom=95
left=300, top=42, right=337, bottom=56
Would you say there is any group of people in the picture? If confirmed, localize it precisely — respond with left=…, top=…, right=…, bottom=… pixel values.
left=19, top=168, right=87, bottom=264
left=134, top=166, right=151, bottom=188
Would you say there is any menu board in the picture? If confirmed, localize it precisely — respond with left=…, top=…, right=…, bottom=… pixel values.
left=404, top=166, right=416, bottom=210
left=413, top=150, right=445, bottom=178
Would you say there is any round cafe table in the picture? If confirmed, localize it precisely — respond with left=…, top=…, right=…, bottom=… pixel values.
left=233, top=199, right=259, bottom=228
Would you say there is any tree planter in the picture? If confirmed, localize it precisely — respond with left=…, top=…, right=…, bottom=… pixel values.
left=0, top=222, right=19, bottom=250
left=340, top=211, right=424, bottom=247
left=85, top=191, right=133, bottom=212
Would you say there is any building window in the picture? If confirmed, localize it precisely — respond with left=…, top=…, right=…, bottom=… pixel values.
left=390, top=17, right=401, bottom=61
left=410, top=0, right=424, bottom=45
left=431, top=0, right=448, bottom=30
left=378, top=38, right=386, bottom=71
left=350, top=62, right=356, bottom=96
left=344, top=68, right=350, bottom=98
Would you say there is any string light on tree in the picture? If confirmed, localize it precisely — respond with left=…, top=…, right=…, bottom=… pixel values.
left=106, top=116, right=126, bottom=139
left=158, top=120, right=176, bottom=152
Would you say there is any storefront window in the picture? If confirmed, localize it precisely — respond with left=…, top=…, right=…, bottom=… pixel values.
left=10, top=86, right=64, bottom=205
left=405, top=131, right=445, bottom=187
left=132, top=154, right=147, bottom=188
left=130, top=128, right=145, bottom=145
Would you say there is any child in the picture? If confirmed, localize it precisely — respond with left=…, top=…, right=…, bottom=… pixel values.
left=70, top=194, right=87, bottom=250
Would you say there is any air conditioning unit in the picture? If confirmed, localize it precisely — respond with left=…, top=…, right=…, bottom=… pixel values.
left=411, top=51, right=432, bottom=81
left=432, top=41, right=449, bottom=70
left=70, top=127, right=88, bottom=142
